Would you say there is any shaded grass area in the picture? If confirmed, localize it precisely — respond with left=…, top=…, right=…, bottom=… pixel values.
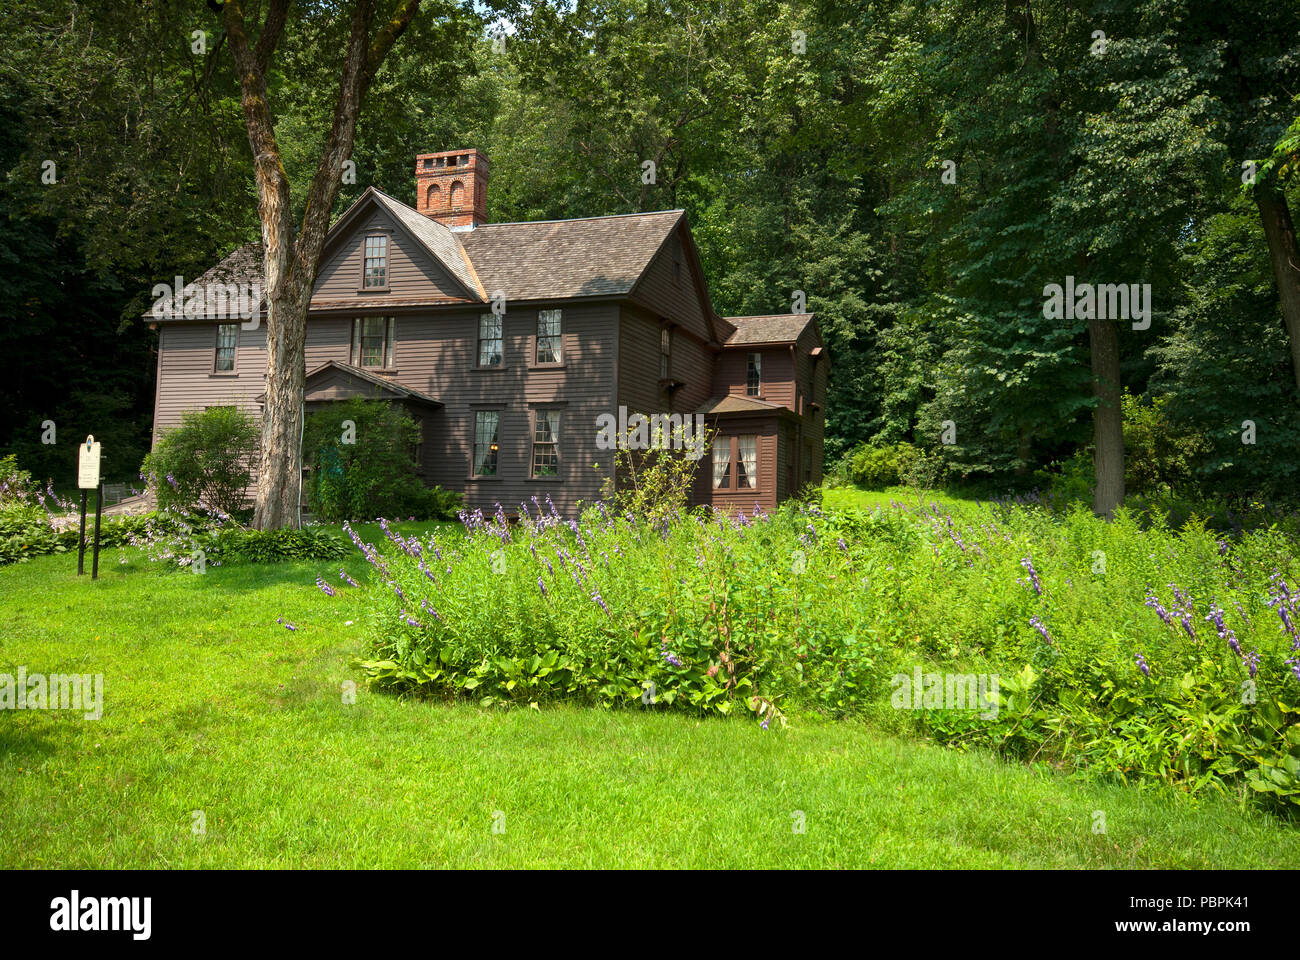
left=1, top=543, right=1296, bottom=868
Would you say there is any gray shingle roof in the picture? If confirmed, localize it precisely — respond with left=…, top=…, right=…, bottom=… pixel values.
left=154, top=198, right=685, bottom=319
left=722, top=313, right=815, bottom=346
left=458, top=211, right=683, bottom=301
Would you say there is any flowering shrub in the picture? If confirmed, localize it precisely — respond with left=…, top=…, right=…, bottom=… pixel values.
left=352, top=495, right=1300, bottom=814
left=141, top=407, right=259, bottom=516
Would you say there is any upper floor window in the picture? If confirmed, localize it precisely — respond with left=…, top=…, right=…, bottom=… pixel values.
left=660, top=327, right=671, bottom=378
left=352, top=317, right=394, bottom=368
left=532, top=409, right=560, bottom=477
left=215, top=323, right=238, bottom=372
left=536, top=310, right=562, bottom=364
left=473, top=410, right=500, bottom=477
left=746, top=352, right=762, bottom=396
left=363, top=235, right=388, bottom=289
left=478, top=313, right=503, bottom=366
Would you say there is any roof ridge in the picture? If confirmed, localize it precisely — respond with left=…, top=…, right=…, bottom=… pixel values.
left=476, top=210, right=684, bottom=228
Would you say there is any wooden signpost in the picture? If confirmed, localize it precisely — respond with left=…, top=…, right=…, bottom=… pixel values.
left=77, top=436, right=103, bottom=578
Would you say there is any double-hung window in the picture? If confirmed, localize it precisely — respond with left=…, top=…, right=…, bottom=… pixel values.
left=478, top=314, right=503, bottom=366
left=351, top=317, right=394, bottom=368
left=215, top=324, right=238, bottom=372
left=532, top=409, right=560, bottom=477
left=746, top=352, right=762, bottom=396
left=536, top=310, right=562, bottom=364
left=363, top=235, right=388, bottom=289
left=473, top=411, right=500, bottom=476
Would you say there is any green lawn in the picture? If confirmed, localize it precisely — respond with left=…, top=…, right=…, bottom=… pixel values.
left=822, top=483, right=981, bottom=514
left=2, top=537, right=1297, bottom=868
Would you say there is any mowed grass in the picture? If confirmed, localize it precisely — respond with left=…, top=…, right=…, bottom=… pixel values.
left=2, top=533, right=1298, bottom=869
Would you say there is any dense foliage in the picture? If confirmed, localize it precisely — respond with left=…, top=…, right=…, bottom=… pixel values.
left=141, top=406, right=260, bottom=516
left=303, top=398, right=461, bottom=522
left=352, top=498, right=1300, bottom=813
left=3, top=1, right=1297, bottom=506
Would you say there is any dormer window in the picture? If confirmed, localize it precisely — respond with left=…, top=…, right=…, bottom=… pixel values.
left=363, top=235, right=388, bottom=289
left=746, top=352, right=762, bottom=396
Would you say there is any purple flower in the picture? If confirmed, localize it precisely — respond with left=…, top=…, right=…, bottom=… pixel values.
left=1242, top=649, right=1260, bottom=679
left=276, top=617, right=296, bottom=631
left=1029, top=615, right=1053, bottom=645
left=592, top=590, right=609, bottom=615
left=1144, top=591, right=1173, bottom=626
left=1134, top=652, right=1150, bottom=678
left=315, top=577, right=336, bottom=597
left=400, top=608, right=423, bottom=629
left=538, top=577, right=547, bottom=597
left=1205, top=602, right=1240, bottom=656
left=420, top=599, right=441, bottom=621
left=338, top=569, right=359, bottom=588
left=663, top=650, right=683, bottom=668
left=1020, top=557, right=1042, bottom=595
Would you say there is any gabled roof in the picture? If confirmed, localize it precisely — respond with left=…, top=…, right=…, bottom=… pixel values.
left=458, top=210, right=684, bottom=300
left=722, top=313, right=816, bottom=347
left=256, top=360, right=442, bottom=407
left=152, top=198, right=692, bottom=319
left=367, top=188, right=484, bottom=299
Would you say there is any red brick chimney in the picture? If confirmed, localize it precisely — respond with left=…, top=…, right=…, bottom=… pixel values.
left=414, top=149, right=489, bottom=229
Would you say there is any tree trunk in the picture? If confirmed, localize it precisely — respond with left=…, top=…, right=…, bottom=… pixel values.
left=254, top=280, right=310, bottom=529
left=1089, top=316, right=1125, bottom=518
left=1254, top=185, right=1300, bottom=393
left=221, top=0, right=423, bottom=529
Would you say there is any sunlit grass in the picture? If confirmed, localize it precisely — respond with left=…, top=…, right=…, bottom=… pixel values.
left=2, top=540, right=1296, bottom=868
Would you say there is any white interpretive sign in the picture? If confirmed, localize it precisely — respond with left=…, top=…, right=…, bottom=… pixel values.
left=78, top=436, right=101, bottom=490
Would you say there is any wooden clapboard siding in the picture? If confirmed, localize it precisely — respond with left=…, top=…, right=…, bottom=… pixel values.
left=151, top=186, right=830, bottom=518
left=628, top=226, right=713, bottom=345
left=701, top=417, right=779, bottom=515
left=313, top=207, right=466, bottom=302
left=388, top=303, right=618, bottom=518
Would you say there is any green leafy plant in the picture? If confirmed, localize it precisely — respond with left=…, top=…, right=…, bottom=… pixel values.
left=142, top=407, right=259, bottom=515
left=303, top=398, right=459, bottom=521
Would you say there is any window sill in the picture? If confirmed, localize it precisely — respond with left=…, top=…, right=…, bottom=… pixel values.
left=209, top=372, right=239, bottom=378
left=529, top=475, right=563, bottom=482
left=529, top=363, right=566, bottom=371
left=469, top=366, right=509, bottom=372
left=466, top=475, right=503, bottom=481
left=357, top=287, right=391, bottom=294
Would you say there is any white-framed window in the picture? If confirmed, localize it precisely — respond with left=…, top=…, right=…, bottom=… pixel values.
left=473, top=411, right=500, bottom=476
left=746, top=352, right=762, bottom=396
left=737, top=435, right=758, bottom=489
left=363, top=235, right=388, bottom=288
left=536, top=310, right=562, bottom=364
left=712, top=437, right=731, bottom=489
left=352, top=317, right=394, bottom=368
left=215, top=323, right=238, bottom=372
left=478, top=313, right=503, bottom=366
left=532, top=409, right=560, bottom=477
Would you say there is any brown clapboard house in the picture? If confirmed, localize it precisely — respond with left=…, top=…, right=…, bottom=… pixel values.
left=148, top=149, right=827, bottom=516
